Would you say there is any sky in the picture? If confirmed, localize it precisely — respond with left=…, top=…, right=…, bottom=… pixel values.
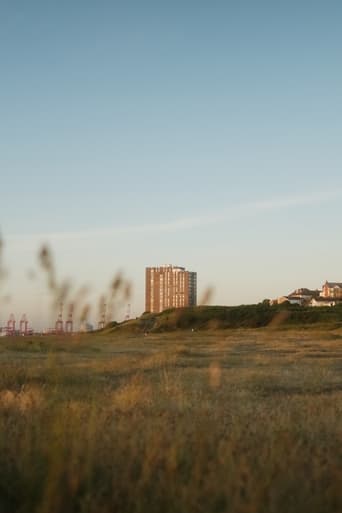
left=1, top=1, right=342, bottom=329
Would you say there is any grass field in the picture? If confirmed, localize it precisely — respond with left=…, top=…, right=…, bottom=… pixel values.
left=1, top=327, right=342, bottom=513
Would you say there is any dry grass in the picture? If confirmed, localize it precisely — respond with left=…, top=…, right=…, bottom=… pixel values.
left=0, top=328, right=342, bottom=512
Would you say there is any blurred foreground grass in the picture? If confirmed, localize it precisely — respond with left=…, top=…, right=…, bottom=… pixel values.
left=1, top=328, right=342, bottom=513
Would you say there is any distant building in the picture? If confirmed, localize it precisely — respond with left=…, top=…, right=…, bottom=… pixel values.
left=272, top=294, right=309, bottom=306
left=145, top=265, right=197, bottom=313
left=291, top=288, right=321, bottom=299
left=271, top=287, right=320, bottom=306
left=310, top=297, right=341, bottom=307
left=287, top=288, right=320, bottom=306
left=272, top=282, right=342, bottom=308
left=276, top=295, right=304, bottom=306
left=321, top=281, right=342, bottom=299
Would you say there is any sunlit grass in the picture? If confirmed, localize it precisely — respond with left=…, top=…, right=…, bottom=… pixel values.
left=0, top=328, right=342, bottom=512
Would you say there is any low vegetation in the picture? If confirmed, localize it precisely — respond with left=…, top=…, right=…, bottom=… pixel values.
left=0, top=328, right=342, bottom=512
left=108, top=304, right=342, bottom=333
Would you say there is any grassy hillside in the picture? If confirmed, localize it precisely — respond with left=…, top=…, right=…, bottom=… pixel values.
left=106, top=304, right=342, bottom=333
left=0, top=329, right=342, bottom=513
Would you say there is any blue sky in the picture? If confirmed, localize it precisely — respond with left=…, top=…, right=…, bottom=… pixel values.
left=1, top=1, right=341, bottom=328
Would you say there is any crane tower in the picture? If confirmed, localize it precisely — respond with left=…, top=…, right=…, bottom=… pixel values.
left=55, top=303, right=64, bottom=334
left=19, top=314, right=29, bottom=336
left=7, top=314, right=16, bottom=336
left=65, top=304, right=73, bottom=334
left=98, top=300, right=106, bottom=330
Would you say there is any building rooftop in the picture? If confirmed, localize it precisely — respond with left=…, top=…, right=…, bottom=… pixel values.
left=324, top=281, right=342, bottom=288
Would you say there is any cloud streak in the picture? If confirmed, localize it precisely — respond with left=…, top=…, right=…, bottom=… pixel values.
left=6, top=188, right=342, bottom=244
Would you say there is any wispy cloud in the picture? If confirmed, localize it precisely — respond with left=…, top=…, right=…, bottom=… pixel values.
left=6, top=188, right=342, bottom=244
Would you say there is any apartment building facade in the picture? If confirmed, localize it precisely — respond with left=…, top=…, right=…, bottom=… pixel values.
left=145, top=265, right=197, bottom=313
